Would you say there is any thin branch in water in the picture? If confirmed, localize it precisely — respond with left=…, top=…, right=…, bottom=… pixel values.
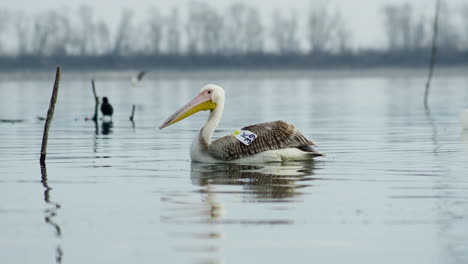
left=40, top=67, right=61, bottom=166
left=129, top=104, right=136, bottom=121
left=424, top=0, right=441, bottom=108
left=91, top=80, right=99, bottom=121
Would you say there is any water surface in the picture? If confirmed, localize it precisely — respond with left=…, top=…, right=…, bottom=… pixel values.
left=1, top=69, right=468, bottom=264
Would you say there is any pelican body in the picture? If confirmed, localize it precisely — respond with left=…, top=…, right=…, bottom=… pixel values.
left=159, top=85, right=322, bottom=163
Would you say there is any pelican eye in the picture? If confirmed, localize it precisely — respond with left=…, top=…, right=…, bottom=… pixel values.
left=207, top=90, right=212, bottom=94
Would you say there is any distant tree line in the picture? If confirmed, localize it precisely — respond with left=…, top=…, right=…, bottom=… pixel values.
left=0, top=1, right=467, bottom=70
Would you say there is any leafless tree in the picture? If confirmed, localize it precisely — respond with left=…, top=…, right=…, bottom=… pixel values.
left=462, top=4, right=468, bottom=50
left=186, top=1, right=223, bottom=54
left=382, top=3, right=428, bottom=52
left=0, top=9, right=9, bottom=54
left=334, top=14, right=353, bottom=53
left=437, top=1, right=460, bottom=51
left=244, top=7, right=264, bottom=53
left=63, top=6, right=112, bottom=55
left=29, top=10, right=72, bottom=56
left=307, top=2, right=343, bottom=54
left=270, top=10, right=300, bottom=54
left=146, top=8, right=164, bottom=55
left=14, top=12, right=29, bottom=55
left=223, top=3, right=264, bottom=54
left=113, top=9, right=135, bottom=56
left=76, top=5, right=94, bottom=55
left=92, top=21, right=111, bottom=55
left=165, top=8, right=181, bottom=54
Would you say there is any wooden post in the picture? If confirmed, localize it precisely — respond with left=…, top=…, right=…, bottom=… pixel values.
left=424, top=0, right=441, bottom=108
left=91, top=80, right=99, bottom=121
left=129, top=104, right=136, bottom=121
left=40, top=67, right=61, bottom=166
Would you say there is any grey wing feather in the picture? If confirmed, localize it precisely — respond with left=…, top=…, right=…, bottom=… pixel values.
left=208, top=120, right=318, bottom=161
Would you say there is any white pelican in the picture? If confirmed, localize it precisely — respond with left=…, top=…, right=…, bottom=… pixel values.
left=159, top=84, right=323, bottom=163
left=460, top=109, right=468, bottom=130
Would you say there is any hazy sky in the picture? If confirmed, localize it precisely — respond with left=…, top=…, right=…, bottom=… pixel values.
left=2, top=0, right=466, bottom=48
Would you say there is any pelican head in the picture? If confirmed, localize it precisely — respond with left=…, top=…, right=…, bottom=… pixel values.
left=159, top=84, right=225, bottom=129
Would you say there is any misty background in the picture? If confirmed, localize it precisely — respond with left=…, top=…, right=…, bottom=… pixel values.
left=0, top=0, right=467, bottom=69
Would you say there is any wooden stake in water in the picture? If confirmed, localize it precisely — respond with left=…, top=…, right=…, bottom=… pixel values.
left=130, top=104, right=136, bottom=121
left=91, top=80, right=99, bottom=121
left=40, top=67, right=61, bottom=166
left=424, top=0, right=441, bottom=108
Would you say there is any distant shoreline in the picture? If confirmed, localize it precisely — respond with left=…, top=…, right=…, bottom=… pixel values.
left=1, top=65, right=467, bottom=81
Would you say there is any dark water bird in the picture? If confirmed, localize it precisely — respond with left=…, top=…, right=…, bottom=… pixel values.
left=101, top=97, right=114, bottom=120
left=159, top=84, right=323, bottom=163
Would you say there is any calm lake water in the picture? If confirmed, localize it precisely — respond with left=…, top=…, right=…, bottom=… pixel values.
left=1, top=69, right=468, bottom=264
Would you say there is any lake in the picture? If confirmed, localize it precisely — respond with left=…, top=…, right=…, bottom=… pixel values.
left=1, top=68, right=468, bottom=264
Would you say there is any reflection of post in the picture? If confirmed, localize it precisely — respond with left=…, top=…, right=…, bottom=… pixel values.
left=129, top=104, right=136, bottom=121
left=40, top=165, right=63, bottom=264
left=91, top=80, right=99, bottom=121
left=425, top=107, right=440, bottom=155
left=93, top=118, right=99, bottom=136
left=129, top=104, right=136, bottom=128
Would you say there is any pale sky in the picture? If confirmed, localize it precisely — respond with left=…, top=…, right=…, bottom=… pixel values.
left=2, top=0, right=466, bottom=48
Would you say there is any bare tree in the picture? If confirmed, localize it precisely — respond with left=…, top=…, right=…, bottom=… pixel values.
left=462, top=4, right=468, bottom=50
left=437, top=1, right=460, bottom=51
left=165, top=8, right=181, bottom=54
left=91, top=21, right=111, bottom=55
left=0, top=9, right=9, bottom=54
left=76, top=5, right=94, bottom=55
left=334, top=14, right=353, bottom=54
left=382, top=3, right=429, bottom=52
left=244, top=7, right=264, bottom=53
left=223, top=3, right=264, bottom=54
left=307, top=2, right=342, bottom=54
left=13, top=12, right=31, bottom=55
left=270, top=10, right=301, bottom=54
left=113, top=9, right=135, bottom=56
left=185, top=1, right=223, bottom=54
left=29, top=10, right=72, bottom=56
left=146, top=8, right=164, bottom=55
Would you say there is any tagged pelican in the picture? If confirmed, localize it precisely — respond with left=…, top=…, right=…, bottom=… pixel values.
left=159, top=84, right=323, bottom=163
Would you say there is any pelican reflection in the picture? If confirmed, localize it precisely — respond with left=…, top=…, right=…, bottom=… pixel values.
left=190, top=161, right=317, bottom=200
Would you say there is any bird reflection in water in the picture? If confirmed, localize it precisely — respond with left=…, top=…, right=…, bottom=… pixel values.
left=190, top=161, right=317, bottom=201
left=101, top=121, right=113, bottom=135
left=161, top=161, right=317, bottom=262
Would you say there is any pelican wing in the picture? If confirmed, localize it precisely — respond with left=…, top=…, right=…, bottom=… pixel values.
left=208, top=120, right=319, bottom=161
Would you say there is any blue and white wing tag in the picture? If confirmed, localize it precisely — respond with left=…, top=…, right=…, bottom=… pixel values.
left=233, top=129, right=257, bottom=146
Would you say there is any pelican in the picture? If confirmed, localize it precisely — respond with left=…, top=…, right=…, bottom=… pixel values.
left=159, top=84, right=323, bottom=163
